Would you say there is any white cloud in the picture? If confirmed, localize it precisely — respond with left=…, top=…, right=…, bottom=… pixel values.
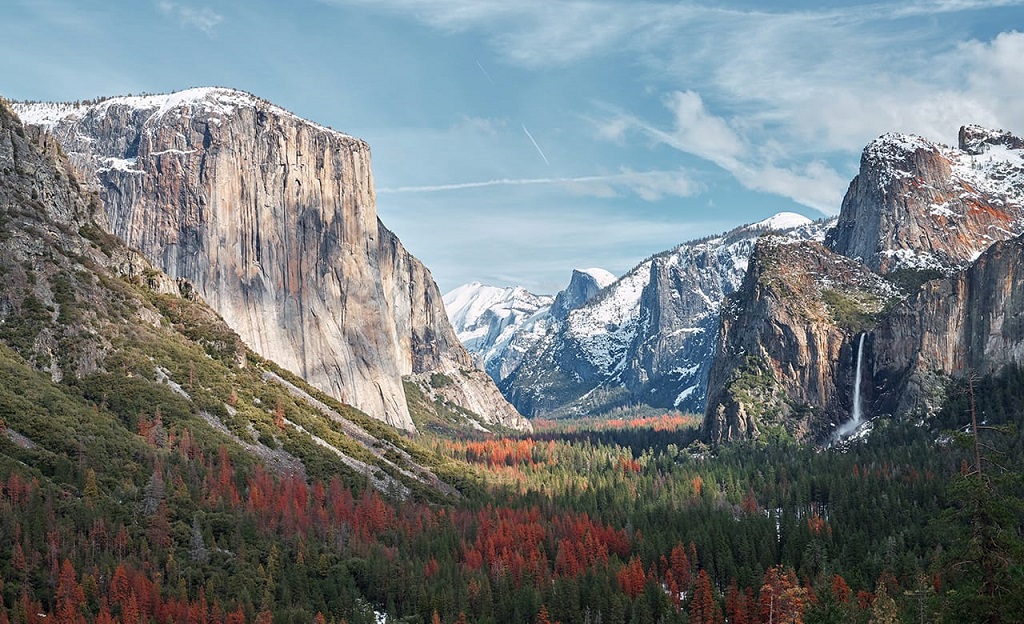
left=662, top=91, right=746, bottom=164
left=605, top=91, right=847, bottom=213
left=327, top=1, right=1024, bottom=215
left=318, top=1, right=1024, bottom=69
left=157, top=1, right=223, bottom=34
left=958, top=31, right=1024, bottom=129
left=730, top=161, right=849, bottom=215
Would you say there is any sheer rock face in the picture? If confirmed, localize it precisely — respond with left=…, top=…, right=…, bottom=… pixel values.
left=872, top=235, right=1024, bottom=417
left=703, top=126, right=1024, bottom=444
left=0, top=100, right=215, bottom=382
left=826, top=127, right=1024, bottom=274
left=702, top=238, right=898, bottom=444
left=549, top=269, right=614, bottom=321
left=14, top=88, right=525, bottom=432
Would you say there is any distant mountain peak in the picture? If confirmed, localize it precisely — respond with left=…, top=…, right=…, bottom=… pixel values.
left=577, top=267, right=616, bottom=287
left=473, top=218, right=834, bottom=417
left=551, top=268, right=615, bottom=320
left=749, top=212, right=812, bottom=232
left=958, top=123, right=1024, bottom=155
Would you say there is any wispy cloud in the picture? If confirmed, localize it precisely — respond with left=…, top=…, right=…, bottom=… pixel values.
left=378, top=169, right=701, bottom=201
left=157, top=1, right=223, bottom=34
left=317, top=1, right=1024, bottom=67
left=323, top=0, right=1024, bottom=215
left=600, top=91, right=847, bottom=213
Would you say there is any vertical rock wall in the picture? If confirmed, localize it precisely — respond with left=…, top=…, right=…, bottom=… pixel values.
left=15, top=89, right=526, bottom=431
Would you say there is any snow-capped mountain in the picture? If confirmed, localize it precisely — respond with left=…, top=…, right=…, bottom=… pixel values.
left=444, top=282, right=555, bottom=379
left=550, top=268, right=617, bottom=319
left=444, top=268, right=615, bottom=383
left=452, top=213, right=831, bottom=418
left=827, top=125, right=1024, bottom=273
left=707, top=124, right=1024, bottom=445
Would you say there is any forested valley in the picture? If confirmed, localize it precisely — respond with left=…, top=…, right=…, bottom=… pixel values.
left=4, top=361, right=1024, bottom=624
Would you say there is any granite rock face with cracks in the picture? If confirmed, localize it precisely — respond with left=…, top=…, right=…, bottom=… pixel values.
left=826, top=125, right=1024, bottom=274
left=14, top=88, right=527, bottom=432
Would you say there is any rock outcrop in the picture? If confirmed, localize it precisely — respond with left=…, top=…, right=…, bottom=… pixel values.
left=549, top=269, right=616, bottom=320
left=826, top=127, right=1024, bottom=274
left=14, top=88, right=525, bottom=432
left=0, top=98, right=472, bottom=499
left=702, top=238, right=899, bottom=444
left=704, top=125, right=1024, bottom=444
left=872, top=234, right=1024, bottom=418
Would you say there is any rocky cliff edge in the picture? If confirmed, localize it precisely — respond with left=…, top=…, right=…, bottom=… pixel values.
left=14, top=88, right=527, bottom=432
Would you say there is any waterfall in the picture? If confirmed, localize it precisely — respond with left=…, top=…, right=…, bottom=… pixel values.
left=837, top=333, right=867, bottom=439
left=851, top=333, right=865, bottom=424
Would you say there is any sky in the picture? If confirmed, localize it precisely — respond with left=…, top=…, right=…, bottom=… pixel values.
left=2, top=1, right=1024, bottom=294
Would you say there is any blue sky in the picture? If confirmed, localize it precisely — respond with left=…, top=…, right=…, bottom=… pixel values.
left=3, top=1, right=1024, bottom=293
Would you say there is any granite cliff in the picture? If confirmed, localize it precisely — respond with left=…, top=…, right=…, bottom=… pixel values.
left=0, top=97, right=467, bottom=500
left=14, top=88, right=526, bottom=432
left=826, top=125, right=1024, bottom=274
left=705, top=125, right=1024, bottom=444
left=702, top=238, right=898, bottom=443
left=872, top=234, right=1024, bottom=418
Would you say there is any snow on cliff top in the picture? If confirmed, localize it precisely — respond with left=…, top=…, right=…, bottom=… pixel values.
left=568, top=260, right=652, bottom=338
left=14, top=87, right=354, bottom=139
left=578, top=268, right=617, bottom=288
left=863, top=128, right=1024, bottom=201
left=750, top=212, right=812, bottom=231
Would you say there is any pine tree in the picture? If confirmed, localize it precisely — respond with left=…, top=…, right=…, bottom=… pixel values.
left=689, top=570, right=723, bottom=624
left=83, top=468, right=99, bottom=502
left=937, top=376, right=1024, bottom=622
left=867, top=584, right=898, bottom=624
left=55, top=559, right=86, bottom=624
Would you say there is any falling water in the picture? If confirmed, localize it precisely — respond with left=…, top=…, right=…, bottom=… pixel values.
left=837, top=333, right=867, bottom=439
left=851, top=333, right=866, bottom=424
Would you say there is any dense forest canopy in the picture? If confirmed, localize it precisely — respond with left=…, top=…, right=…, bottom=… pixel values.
left=3, top=360, right=1024, bottom=623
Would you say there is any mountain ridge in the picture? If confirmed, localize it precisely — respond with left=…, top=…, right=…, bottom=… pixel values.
left=447, top=212, right=831, bottom=418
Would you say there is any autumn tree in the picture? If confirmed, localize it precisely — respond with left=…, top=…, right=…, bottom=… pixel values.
left=759, top=566, right=807, bottom=624
left=55, top=559, right=86, bottom=624
left=689, top=570, right=723, bottom=624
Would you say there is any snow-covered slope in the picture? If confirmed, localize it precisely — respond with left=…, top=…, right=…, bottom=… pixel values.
left=493, top=214, right=831, bottom=417
left=443, top=283, right=554, bottom=378
left=444, top=267, right=617, bottom=383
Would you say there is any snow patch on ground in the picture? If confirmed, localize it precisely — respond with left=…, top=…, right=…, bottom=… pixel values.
left=97, top=156, right=143, bottom=174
